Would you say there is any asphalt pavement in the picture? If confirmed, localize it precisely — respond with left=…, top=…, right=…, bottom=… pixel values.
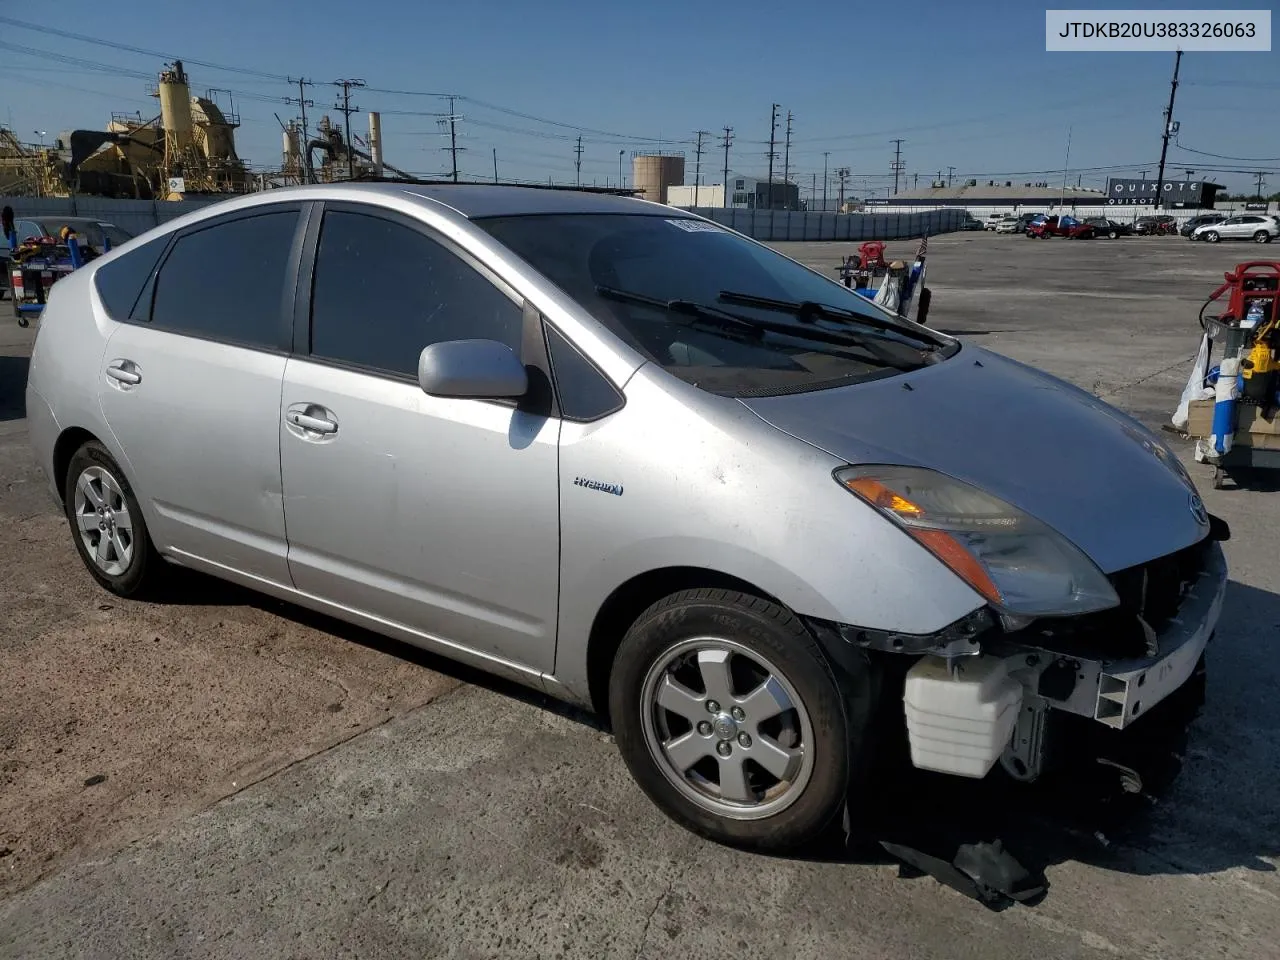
left=1, top=231, right=1277, bottom=959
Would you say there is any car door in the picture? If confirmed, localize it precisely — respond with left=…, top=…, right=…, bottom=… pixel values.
left=279, top=203, right=561, bottom=673
left=1218, top=216, right=1247, bottom=238
left=97, top=202, right=306, bottom=585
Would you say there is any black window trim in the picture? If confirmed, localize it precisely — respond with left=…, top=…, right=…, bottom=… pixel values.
left=131, top=201, right=308, bottom=355
left=542, top=320, right=626, bottom=424
left=294, top=200, right=554, bottom=415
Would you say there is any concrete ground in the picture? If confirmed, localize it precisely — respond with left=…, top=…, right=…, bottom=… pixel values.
left=2, top=231, right=1278, bottom=958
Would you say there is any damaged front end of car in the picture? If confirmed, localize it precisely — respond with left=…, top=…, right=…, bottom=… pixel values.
left=807, top=517, right=1229, bottom=787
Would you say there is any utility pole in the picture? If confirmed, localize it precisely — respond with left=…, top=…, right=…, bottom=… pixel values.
left=434, top=95, right=463, bottom=182
left=822, top=151, right=829, bottom=210
left=574, top=136, right=584, bottom=186
left=693, top=130, right=708, bottom=207
left=719, top=126, right=734, bottom=208
left=492, top=148, right=498, bottom=184
left=836, top=167, right=850, bottom=210
left=913, top=172, right=919, bottom=190
left=332, top=79, right=365, bottom=180
left=766, top=103, right=779, bottom=209
left=890, top=139, right=905, bottom=195
left=946, top=166, right=956, bottom=187
left=1153, top=48, right=1182, bottom=210
left=284, top=77, right=315, bottom=183
left=1059, top=125, right=1073, bottom=208
left=782, top=111, right=793, bottom=209
left=1257, top=171, right=1267, bottom=200
left=811, top=172, right=816, bottom=208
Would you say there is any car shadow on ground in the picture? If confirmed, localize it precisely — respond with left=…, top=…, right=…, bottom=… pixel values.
left=149, top=567, right=1280, bottom=909
left=0, top=355, right=29, bottom=422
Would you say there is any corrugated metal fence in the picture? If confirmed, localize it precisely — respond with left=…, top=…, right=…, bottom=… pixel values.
left=681, top=206, right=965, bottom=241
left=3, top=196, right=226, bottom=238
left=6, top=195, right=966, bottom=244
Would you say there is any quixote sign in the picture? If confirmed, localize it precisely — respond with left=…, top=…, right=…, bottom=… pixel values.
left=1105, top=178, right=1212, bottom=206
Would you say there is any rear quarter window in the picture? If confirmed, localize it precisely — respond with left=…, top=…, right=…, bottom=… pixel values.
left=92, top=233, right=171, bottom=320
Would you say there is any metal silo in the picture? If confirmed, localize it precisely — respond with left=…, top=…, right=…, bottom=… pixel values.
left=631, top=153, right=686, bottom=204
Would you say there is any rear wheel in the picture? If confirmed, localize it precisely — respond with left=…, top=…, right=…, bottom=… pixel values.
left=609, top=589, right=858, bottom=851
left=1254, top=231, right=1272, bottom=244
left=1109, top=229, right=1119, bottom=239
left=64, top=440, right=161, bottom=597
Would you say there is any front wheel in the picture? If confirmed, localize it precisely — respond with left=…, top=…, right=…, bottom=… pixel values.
left=1109, top=230, right=1119, bottom=239
left=609, top=589, right=859, bottom=852
left=1254, top=231, right=1272, bottom=244
left=1204, top=231, right=1220, bottom=243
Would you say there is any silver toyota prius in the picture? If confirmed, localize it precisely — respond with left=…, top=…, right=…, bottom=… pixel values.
left=25, top=183, right=1227, bottom=851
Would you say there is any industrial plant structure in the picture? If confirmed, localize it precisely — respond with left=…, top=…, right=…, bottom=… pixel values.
left=1, top=60, right=249, bottom=200
left=631, top=152, right=685, bottom=204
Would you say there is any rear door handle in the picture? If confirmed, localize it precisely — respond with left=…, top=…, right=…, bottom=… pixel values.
left=286, top=404, right=338, bottom=436
left=105, top=359, right=141, bottom=386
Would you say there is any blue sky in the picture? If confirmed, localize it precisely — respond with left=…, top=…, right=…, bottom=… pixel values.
left=1, top=1, right=1277, bottom=195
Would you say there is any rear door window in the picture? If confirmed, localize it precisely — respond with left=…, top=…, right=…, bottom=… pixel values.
left=150, top=209, right=299, bottom=349
left=93, top=233, right=171, bottom=320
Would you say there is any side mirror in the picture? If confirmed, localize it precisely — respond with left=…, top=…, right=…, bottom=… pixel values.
left=417, top=339, right=528, bottom=399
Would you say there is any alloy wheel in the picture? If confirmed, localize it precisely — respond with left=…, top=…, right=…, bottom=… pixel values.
left=72, top=466, right=134, bottom=576
left=640, top=637, right=814, bottom=821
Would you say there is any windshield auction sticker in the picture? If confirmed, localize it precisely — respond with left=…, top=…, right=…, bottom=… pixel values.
left=1046, top=9, right=1271, bottom=50
left=666, top=219, right=725, bottom=233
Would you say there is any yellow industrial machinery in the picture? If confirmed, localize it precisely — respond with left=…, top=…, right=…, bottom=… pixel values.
left=1, top=60, right=249, bottom=200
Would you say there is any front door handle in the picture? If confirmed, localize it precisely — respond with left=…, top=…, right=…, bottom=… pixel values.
left=105, top=359, right=141, bottom=386
left=285, top=404, right=338, bottom=436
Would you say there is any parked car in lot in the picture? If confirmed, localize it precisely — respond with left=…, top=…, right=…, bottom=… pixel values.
left=6, top=216, right=134, bottom=251
left=983, top=213, right=1006, bottom=230
left=1134, top=215, right=1178, bottom=236
left=25, top=183, right=1228, bottom=851
left=1084, top=218, right=1131, bottom=239
left=993, top=216, right=1022, bottom=234
left=1181, top=213, right=1227, bottom=239
left=1191, top=214, right=1279, bottom=243
left=961, top=214, right=985, bottom=231
left=1026, top=215, right=1095, bottom=239
left=1015, top=212, right=1044, bottom=233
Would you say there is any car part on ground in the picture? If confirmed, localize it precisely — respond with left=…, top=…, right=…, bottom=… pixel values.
left=25, top=182, right=1230, bottom=852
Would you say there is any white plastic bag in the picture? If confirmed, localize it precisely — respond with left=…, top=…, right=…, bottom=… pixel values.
left=1171, top=332, right=1214, bottom=431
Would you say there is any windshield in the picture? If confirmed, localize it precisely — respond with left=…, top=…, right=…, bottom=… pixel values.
left=475, top=213, right=955, bottom=397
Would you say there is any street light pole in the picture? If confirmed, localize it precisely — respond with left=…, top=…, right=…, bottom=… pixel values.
left=619, top=150, right=625, bottom=189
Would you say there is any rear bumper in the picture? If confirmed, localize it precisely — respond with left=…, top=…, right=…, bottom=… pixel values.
left=24, top=383, right=63, bottom=506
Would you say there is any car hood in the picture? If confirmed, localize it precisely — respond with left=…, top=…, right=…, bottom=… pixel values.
left=740, top=346, right=1207, bottom=573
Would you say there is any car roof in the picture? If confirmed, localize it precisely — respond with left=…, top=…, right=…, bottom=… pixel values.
left=243, top=181, right=675, bottom=220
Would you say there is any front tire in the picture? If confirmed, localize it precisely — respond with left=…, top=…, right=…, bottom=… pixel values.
left=64, top=440, right=160, bottom=597
left=1204, top=230, right=1220, bottom=243
left=609, top=589, right=857, bottom=852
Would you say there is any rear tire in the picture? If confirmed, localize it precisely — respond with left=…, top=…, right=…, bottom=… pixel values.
left=1254, top=231, right=1272, bottom=244
left=63, top=440, right=162, bottom=598
left=609, top=589, right=859, bottom=852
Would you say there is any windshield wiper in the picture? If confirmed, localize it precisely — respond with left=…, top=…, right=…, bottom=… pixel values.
left=595, top=285, right=764, bottom=339
left=595, top=285, right=923, bottom=369
left=717, top=290, right=941, bottom=346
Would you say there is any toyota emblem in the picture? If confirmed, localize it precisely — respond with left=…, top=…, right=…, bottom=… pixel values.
left=1189, top=494, right=1208, bottom=526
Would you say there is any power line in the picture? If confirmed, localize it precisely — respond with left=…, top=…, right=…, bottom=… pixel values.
left=0, top=15, right=290, bottom=81
left=1173, top=140, right=1280, bottom=163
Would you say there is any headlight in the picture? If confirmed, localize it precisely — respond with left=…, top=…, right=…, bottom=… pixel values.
left=835, top=465, right=1119, bottom=619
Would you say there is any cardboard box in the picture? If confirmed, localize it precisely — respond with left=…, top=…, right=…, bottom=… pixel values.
left=1185, top=398, right=1280, bottom=447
